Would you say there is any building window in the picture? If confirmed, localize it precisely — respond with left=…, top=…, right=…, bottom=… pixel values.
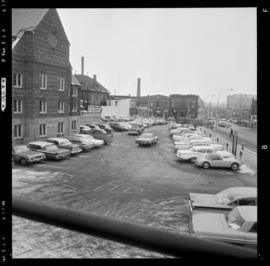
left=59, top=77, right=65, bottom=91
left=14, top=124, right=22, bottom=138
left=72, top=87, right=78, bottom=97
left=58, top=122, right=64, bottom=133
left=39, top=100, right=47, bottom=113
left=40, top=74, right=47, bottom=89
left=71, top=120, right=77, bottom=131
left=72, top=102, right=77, bottom=112
left=14, top=99, right=23, bottom=113
left=58, top=101, right=65, bottom=113
left=39, top=124, right=46, bottom=137
left=13, top=73, right=23, bottom=88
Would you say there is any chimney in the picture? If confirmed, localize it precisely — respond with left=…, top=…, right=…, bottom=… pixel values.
left=137, top=78, right=141, bottom=98
left=81, top=56, right=84, bottom=75
left=93, top=74, right=96, bottom=81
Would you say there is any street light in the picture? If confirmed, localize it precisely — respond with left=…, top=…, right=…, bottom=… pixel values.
left=215, top=89, right=234, bottom=137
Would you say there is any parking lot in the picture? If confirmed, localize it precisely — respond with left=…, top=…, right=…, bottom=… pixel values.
left=12, top=124, right=257, bottom=258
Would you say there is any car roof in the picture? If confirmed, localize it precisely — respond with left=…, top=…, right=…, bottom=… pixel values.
left=221, top=187, right=257, bottom=200
left=142, top=133, right=154, bottom=136
left=192, top=146, right=215, bottom=150
left=28, top=141, right=53, bottom=147
left=236, top=206, right=257, bottom=222
left=48, top=138, right=69, bottom=142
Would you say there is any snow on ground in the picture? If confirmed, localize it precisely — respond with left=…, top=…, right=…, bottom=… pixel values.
left=238, top=164, right=256, bottom=175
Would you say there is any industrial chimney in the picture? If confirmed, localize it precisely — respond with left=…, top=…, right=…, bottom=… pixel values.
left=137, top=78, right=141, bottom=98
left=81, top=56, right=84, bottom=75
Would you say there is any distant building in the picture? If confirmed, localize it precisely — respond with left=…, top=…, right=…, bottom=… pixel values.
left=169, top=94, right=199, bottom=118
left=75, top=74, right=109, bottom=108
left=251, top=97, right=257, bottom=116
left=137, top=95, right=169, bottom=116
left=101, top=95, right=131, bottom=117
left=12, top=9, right=73, bottom=143
left=227, top=94, right=255, bottom=110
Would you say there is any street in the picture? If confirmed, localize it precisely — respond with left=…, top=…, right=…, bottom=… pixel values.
left=12, top=124, right=257, bottom=258
left=215, top=123, right=257, bottom=153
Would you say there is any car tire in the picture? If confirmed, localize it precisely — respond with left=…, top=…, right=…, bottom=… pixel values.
left=20, top=159, right=27, bottom=166
left=189, top=157, right=196, bottom=163
left=202, top=162, right=210, bottom=169
left=231, top=163, right=239, bottom=171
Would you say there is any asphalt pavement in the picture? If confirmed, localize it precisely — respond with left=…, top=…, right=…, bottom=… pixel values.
left=12, top=124, right=257, bottom=258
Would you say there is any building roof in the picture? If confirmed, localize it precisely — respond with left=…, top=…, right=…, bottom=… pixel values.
left=75, top=74, right=109, bottom=94
left=12, top=9, right=49, bottom=37
left=72, top=75, right=81, bottom=86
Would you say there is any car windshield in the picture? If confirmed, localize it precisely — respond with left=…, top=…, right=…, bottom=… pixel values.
left=14, top=146, right=29, bottom=153
left=45, top=144, right=58, bottom=150
left=59, top=140, right=72, bottom=145
left=225, top=208, right=245, bottom=230
left=141, top=134, right=154, bottom=138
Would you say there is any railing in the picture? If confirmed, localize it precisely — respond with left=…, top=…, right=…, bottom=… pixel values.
left=12, top=196, right=257, bottom=259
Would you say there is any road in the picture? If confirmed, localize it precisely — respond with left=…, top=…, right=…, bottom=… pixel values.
left=215, top=123, right=257, bottom=153
left=12, top=125, right=257, bottom=258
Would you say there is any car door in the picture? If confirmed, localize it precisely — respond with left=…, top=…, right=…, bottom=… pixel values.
left=209, top=155, right=223, bottom=167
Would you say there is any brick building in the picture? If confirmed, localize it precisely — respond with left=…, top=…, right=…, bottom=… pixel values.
left=12, top=9, right=74, bottom=143
left=169, top=94, right=199, bottom=118
left=75, top=74, right=109, bottom=108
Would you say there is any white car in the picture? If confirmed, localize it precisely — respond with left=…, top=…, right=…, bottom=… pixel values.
left=176, top=146, right=217, bottom=162
left=189, top=187, right=257, bottom=212
left=192, top=206, right=257, bottom=249
left=195, top=152, right=241, bottom=170
left=172, top=134, right=205, bottom=142
left=71, top=134, right=104, bottom=148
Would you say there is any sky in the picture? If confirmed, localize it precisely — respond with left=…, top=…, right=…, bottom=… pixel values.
left=57, top=8, right=257, bottom=104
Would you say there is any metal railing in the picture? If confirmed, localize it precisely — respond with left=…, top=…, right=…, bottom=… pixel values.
left=12, top=196, right=257, bottom=259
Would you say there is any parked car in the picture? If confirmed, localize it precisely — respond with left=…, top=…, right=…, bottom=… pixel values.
left=176, top=146, right=217, bottom=162
left=47, top=137, right=82, bottom=155
left=28, top=141, right=71, bottom=160
left=169, top=127, right=190, bottom=136
left=96, top=123, right=113, bottom=134
left=12, top=145, right=46, bottom=166
left=128, top=124, right=144, bottom=135
left=192, top=206, right=257, bottom=249
left=172, top=134, right=204, bottom=142
left=194, top=153, right=241, bottom=170
left=70, top=134, right=104, bottom=148
left=108, top=122, right=128, bottom=132
left=67, top=135, right=96, bottom=151
left=80, top=127, right=112, bottom=144
left=189, top=187, right=257, bottom=212
left=136, top=133, right=158, bottom=146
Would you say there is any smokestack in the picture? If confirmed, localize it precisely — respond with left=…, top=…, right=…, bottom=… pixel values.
left=137, top=78, right=141, bottom=98
left=81, top=56, right=84, bottom=75
left=93, top=74, right=96, bottom=81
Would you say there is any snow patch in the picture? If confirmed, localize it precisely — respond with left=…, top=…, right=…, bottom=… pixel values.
left=238, top=164, right=256, bottom=175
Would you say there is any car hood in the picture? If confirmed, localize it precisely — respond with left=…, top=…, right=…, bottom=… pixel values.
left=189, top=193, right=231, bottom=210
left=192, top=212, right=227, bottom=233
left=137, top=137, right=152, bottom=141
left=17, top=151, right=44, bottom=157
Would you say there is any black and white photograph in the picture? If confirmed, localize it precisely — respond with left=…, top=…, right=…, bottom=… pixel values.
left=2, top=3, right=268, bottom=260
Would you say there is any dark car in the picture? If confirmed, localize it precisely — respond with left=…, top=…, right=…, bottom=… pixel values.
left=108, top=122, right=127, bottom=132
left=136, top=133, right=158, bottom=146
left=12, top=145, right=46, bottom=166
left=80, top=128, right=112, bottom=144
left=96, top=123, right=113, bottom=134
left=47, top=137, right=82, bottom=155
left=28, top=141, right=71, bottom=160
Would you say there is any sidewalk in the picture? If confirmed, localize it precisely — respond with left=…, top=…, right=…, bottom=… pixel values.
left=199, top=126, right=257, bottom=174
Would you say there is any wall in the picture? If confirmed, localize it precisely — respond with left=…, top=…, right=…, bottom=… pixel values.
left=101, top=98, right=130, bottom=117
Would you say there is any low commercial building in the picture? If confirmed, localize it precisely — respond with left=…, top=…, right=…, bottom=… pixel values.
left=101, top=96, right=131, bottom=118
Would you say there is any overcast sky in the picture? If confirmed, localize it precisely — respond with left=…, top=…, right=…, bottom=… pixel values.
left=57, top=8, right=257, bottom=104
